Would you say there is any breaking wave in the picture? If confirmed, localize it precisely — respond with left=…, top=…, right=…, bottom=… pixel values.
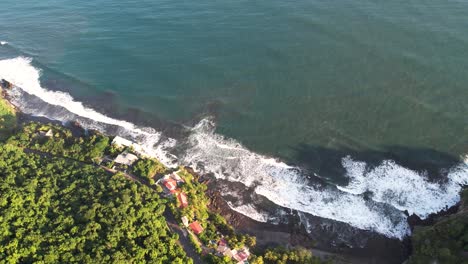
left=0, top=57, right=177, bottom=166
left=182, top=119, right=467, bottom=239
left=1, top=56, right=467, bottom=240
left=0, top=41, right=7, bottom=46
left=339, top=156, right=468, bottom=218
left=182, top=119, right=413, bottom=239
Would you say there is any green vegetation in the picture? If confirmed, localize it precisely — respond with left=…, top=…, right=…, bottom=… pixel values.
left=168, top=168, right=256, bottom=249
left=0, top=123, right=191, bottom=263
left=132, top=157, right=166, bottom=179
left=0, top=119, right=331, bottom=264
left=252, top=247, right=326, bottom=264
left=166, top=168, right=327, bottom=264
left=168, top=168, right=209, bottom=224
left=7, top=122, right=109, bottom=163
left=188, top=233, right=203, bottom=254
left=0, top=94, right=16, bottom=139
left=409, top=189, right=468, bottom=264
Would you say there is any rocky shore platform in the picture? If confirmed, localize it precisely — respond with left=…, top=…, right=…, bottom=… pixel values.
left=201, top=176, right=412, bottom=264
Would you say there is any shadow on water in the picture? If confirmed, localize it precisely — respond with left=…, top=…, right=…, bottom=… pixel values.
left=292, top=143, right=462, bottom=185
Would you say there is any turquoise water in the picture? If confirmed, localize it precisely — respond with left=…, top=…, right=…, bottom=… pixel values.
left=1, top=0, right=468, bottom=243
left=1, top=0, right=467, bottom=165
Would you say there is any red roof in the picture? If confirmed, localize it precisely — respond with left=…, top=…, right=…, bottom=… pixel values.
left=177, top=192, right=189, bottom=208
left=189, top=221, right=204, bottom=235
left=234, top=250, right=249, bottom=262
left=163, top=178, right=177, bottom=192
left=218, top=239, right=227, bottom=247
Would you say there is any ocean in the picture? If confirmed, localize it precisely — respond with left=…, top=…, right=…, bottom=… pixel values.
left=1, top=0, right=467, bottom=246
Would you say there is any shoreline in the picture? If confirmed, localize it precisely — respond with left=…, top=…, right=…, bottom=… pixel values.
left=2, top=89, right=397, bottom=263
left=2, top=88, right=467, bottom=263
left=203, top=177, right=411, bottom=264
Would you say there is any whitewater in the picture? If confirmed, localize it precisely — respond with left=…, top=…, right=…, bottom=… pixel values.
left=1, top=56, right=467, bottom=240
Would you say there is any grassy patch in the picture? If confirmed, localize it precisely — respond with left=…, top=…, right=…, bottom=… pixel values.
left=0, top=95, right=16, bottom=139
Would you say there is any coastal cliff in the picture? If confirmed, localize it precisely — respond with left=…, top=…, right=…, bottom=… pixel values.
left=408, top=189, right=468, bottom=264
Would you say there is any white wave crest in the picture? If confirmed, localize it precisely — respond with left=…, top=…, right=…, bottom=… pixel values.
left=183, top=119, right=411, bottom=239
left=2, top=56, right=466, bottom=241
left=338, top=156, right=468, bottom=218
left=0, top=41, right=7, bottom=46
left=0, top=56, right=177, bottom=166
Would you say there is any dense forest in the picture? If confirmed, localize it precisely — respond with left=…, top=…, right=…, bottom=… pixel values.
left=6, top=122, right=109, bottom=163
left=0, top=143, right=191, bottom=263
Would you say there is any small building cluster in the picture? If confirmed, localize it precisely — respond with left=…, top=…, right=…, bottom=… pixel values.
left=157, top=167, right=252, bottom=262
left=159, top=172, right=207, bottom=235
left=216, top=239, right=250, bottom=264
left=160, top=174, right=191, bottom=209
left=102, top=136, right=144, bottom=172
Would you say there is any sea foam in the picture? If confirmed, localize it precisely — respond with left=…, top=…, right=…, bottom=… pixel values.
left=182, top=118, right=468, bottom=239
left=0, top=57, right=177, bottom=166
left=0, top=41, right=7, bottom=46
left=339, top=156, right=468, bottom=219
left=183, top=119, right=412, bottom=239
left=1, top=56, right=467, bottom=240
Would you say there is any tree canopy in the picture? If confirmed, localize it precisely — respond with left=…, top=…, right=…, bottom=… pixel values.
left=0, top=142, right=191, bottom=263
left=0, top=95, right=16, bottom=140
left=132, top=158, right=166, bottom=180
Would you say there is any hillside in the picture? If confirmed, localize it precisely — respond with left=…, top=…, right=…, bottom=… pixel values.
left=409, top=189, right=468, bottom=264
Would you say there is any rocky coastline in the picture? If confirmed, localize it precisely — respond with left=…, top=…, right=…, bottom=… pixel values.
left=203, top=176, right=413, bottom=264
left=2, top=83, right=467, bottom=264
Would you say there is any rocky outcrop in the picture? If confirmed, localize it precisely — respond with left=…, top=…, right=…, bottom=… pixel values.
left=0, top=79, right=13, bottom=89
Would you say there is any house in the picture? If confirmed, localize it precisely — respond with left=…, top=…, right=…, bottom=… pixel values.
left=223, top=248, right=234, bottom=258
left=162, top=178, right=178, bottom=193
left=45, top=129, right=54, bottom=137
left=39, top=129, right=53, bottom=138
left=189, top=221, right=204, bottom=235
left=181, top=216, right=189, bottom=227
left=216, top=239, right=230, bottom=255
left=217, top=244, right=229, bottom=255
left=232, top=248, right=250, bottom=263
left=218, top=239, right=227, bottom=247
left=112, top=136, right=143, bottom=153
left=177, top=192, right=189, bottom=208
left=114, top=152, right=139, bottom=166
left=171, top=172, right=184, bottom=182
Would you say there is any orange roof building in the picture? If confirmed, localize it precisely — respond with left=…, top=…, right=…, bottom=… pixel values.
left=163, top=178, right=178, bottom=193
left=189, top=221, right=204, bottom=235
left=177, top=192, right=189, bottom=208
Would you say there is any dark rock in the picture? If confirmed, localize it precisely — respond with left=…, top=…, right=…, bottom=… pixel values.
left=0, top=79, right=13, bottom=89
